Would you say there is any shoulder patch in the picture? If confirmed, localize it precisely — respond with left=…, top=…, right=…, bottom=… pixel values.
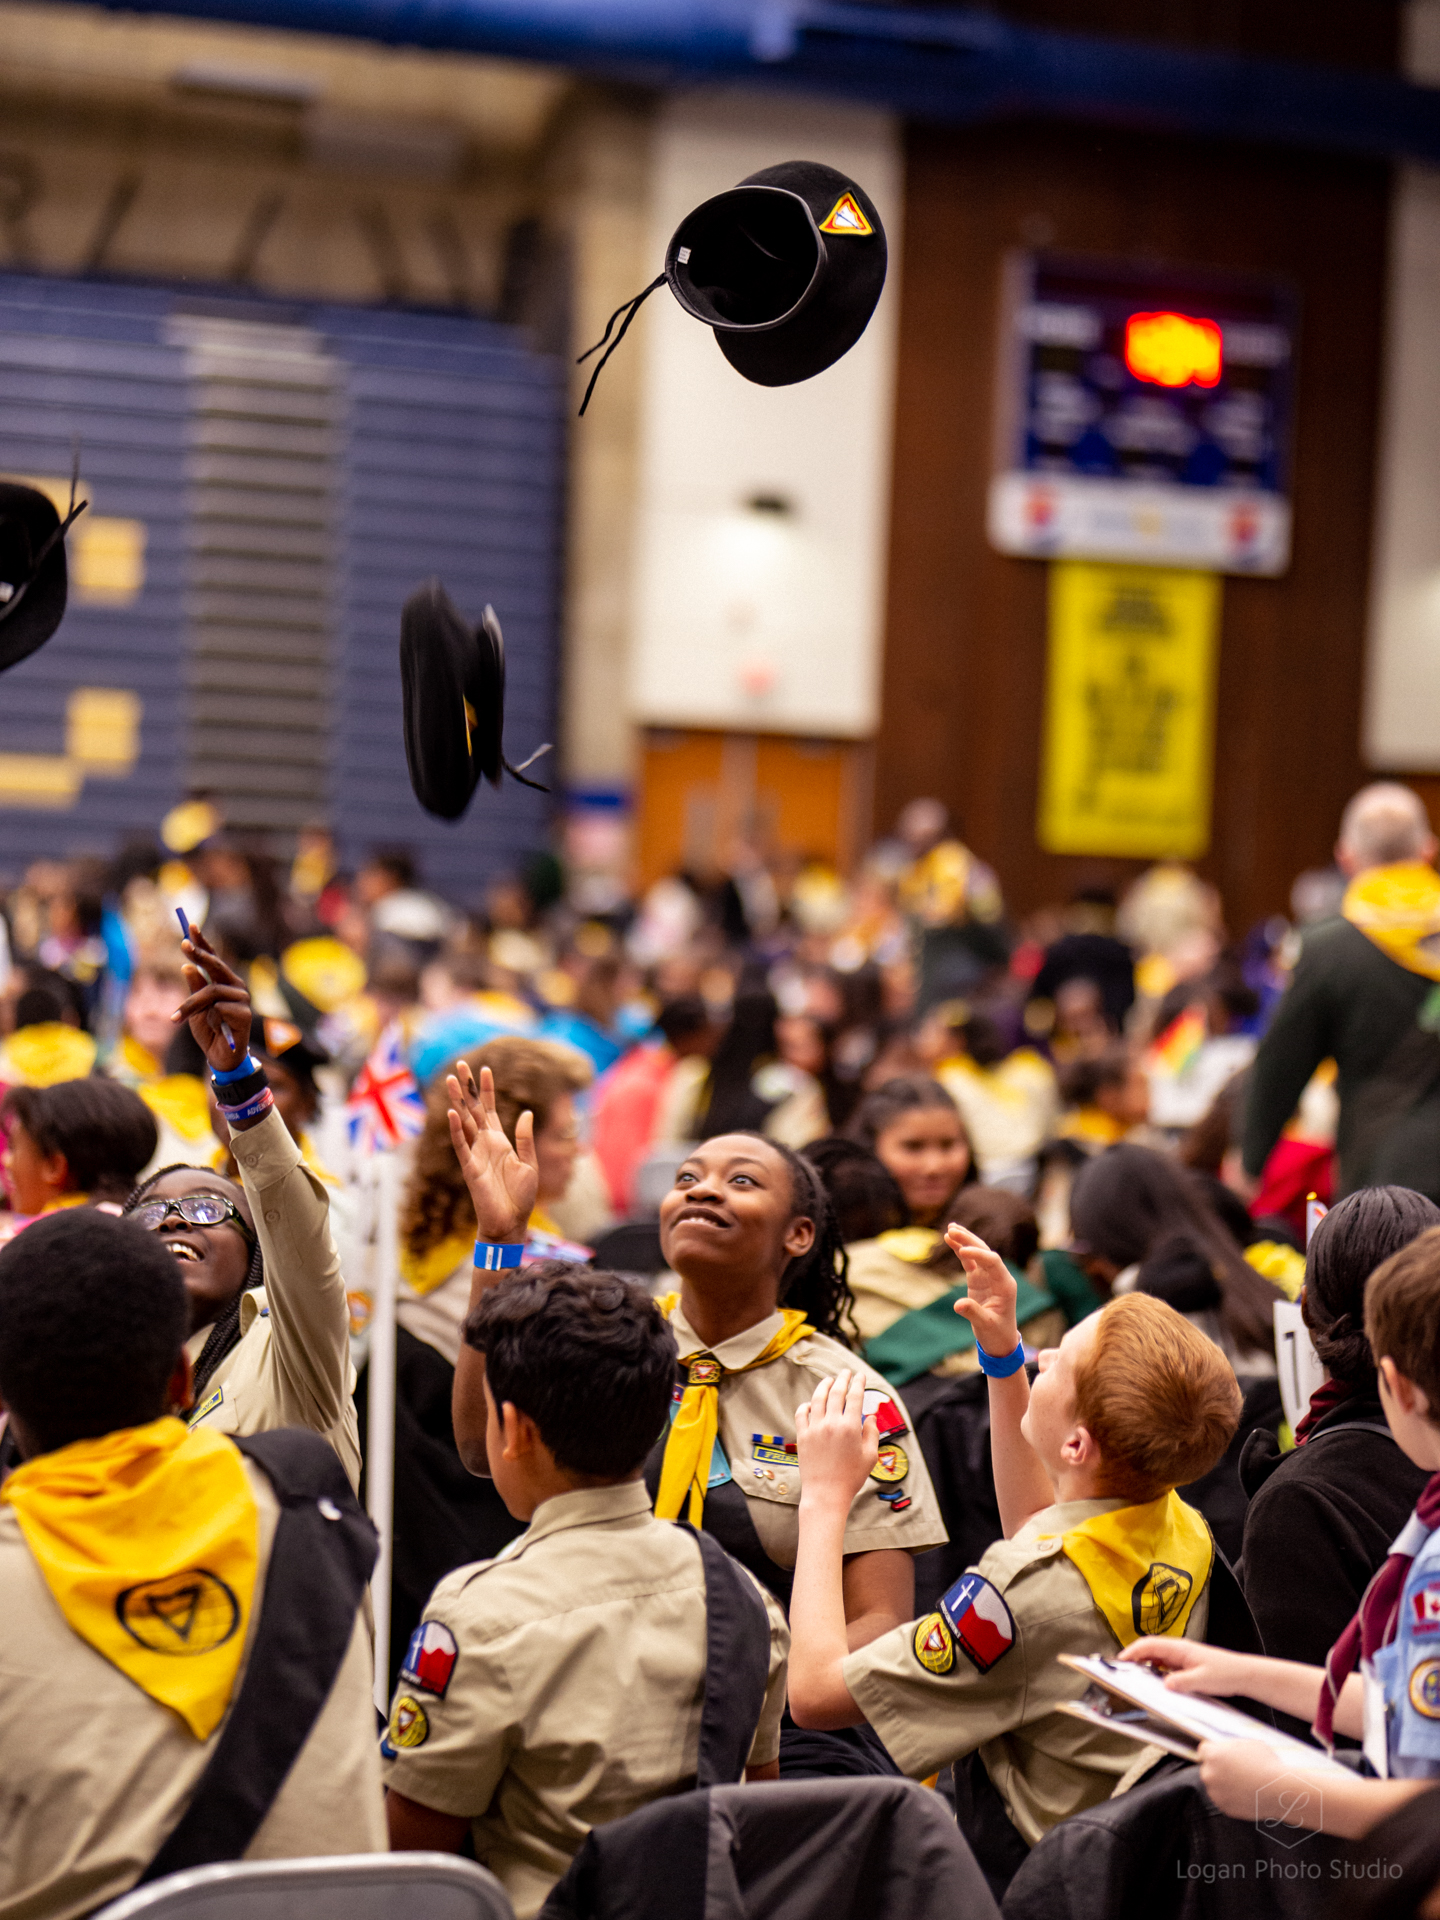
left=400, top=1619, right=458, bottom=1697
left=387, top=1693, right=430, bottom=1750
left=862, top=1388, right=908, bottom=1440
left=1411, top=1577, right=1440, bottom=1637
left=1411, top=1658, right=1440, bottom=1720
left=939, top=1572, right=1016, bottom=1673
left=912, top=1611, right=955, bottom=1674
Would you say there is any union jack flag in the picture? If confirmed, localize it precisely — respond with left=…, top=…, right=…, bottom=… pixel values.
left=347, top=1022, right=426, bottom=1153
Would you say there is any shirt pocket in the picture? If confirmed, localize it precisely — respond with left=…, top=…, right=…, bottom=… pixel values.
left=736, top=1453, right=802, bottom=1508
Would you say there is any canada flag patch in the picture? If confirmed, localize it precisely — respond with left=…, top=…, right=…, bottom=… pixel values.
left=400, top=1619, right=458, bottom=1697
left=939, top=1572, right=1016, bottom=1673
left=1413, top=1579, right=1440, bottom=1637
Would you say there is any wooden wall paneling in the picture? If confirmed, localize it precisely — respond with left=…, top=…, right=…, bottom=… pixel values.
left=877, top=120, right=1391, bottom=934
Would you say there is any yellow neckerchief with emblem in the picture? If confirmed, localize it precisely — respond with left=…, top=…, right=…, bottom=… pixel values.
left=1342, top=861, right=1440, bottom=982
left=654, top=1294, right=815, bottom=1524
left=1039, top=1490, right=1212, bottom=1646
left=1, top=1417, right=258, bottom=1738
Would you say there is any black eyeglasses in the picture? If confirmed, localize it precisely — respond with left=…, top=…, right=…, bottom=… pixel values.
left=130, top=1193, right=256, bottom=1246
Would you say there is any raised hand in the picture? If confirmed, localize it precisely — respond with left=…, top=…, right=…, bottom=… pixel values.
left=446, top=1061, right=537, bottom=1244
left=796, top=1369, right=880, bottom=1511
left=173, top=924, right=251, bottom=1074
left=944, top=1220, right=1019, bottom=1358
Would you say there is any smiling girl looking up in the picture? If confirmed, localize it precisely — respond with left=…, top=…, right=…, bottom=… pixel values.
left=447, top=1069, right=947, bottom=1770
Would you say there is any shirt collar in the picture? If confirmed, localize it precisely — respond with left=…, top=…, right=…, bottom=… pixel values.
left=667, top=1301, right=789, bottom=1372
left=518, top=1479, right=653, bottom=1551
left=1025, top=1495, right=1132, bottom=1542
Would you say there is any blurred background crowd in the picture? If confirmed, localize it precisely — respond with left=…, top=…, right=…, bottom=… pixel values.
left=0, top=787, right=1331, bottom=1321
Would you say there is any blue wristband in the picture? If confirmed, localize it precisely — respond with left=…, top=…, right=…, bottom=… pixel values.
left=474, top=1241, right=525, bottom=1272
left=213, top=1052, right=261, bottom=1084
left=975, top=1339, right=1027, bottom=1379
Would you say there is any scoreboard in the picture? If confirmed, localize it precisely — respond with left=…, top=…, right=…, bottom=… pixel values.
left=988, top=254, right=1297, bottom=576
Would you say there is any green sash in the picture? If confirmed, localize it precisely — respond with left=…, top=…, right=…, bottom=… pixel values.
left=862, top=1262, right=1057, bottom=1387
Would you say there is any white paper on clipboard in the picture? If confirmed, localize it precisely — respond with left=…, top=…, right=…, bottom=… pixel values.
left=1057, top=1654, right=1350, bottom=1776
left=1275, top=1299, right=1326, bottom=1436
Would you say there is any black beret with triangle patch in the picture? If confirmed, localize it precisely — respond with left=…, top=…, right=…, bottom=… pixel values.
left=577, top=160, right=886, bottom=413
left=400, top=579, right=550, bottom=821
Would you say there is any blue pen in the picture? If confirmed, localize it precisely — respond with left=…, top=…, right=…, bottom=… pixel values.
left=176, top=907, right=237, bottom=1054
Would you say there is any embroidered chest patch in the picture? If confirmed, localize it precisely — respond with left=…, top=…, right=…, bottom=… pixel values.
left=752, top=1434, right=797, bottom=1466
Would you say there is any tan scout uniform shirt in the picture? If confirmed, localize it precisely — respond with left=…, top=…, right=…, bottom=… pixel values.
left=0, top=1458, right=384, bottom=1920
left=842, top=1496, right=1209, bottom=1845
left=189, top=1107, right=361, bottom=1490
left=381, top=1480, right=790, bottom=1920
left=844, top=1241, right=1066, bottom=1378
left=666, top=1305, right=947, bottom=1570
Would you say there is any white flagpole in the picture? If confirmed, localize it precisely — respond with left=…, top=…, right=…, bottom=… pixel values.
left=368, top=1149, right=400, bottom=1710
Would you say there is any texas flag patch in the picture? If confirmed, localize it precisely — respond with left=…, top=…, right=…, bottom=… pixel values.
left=400, top=1619, right=458, bottom=1697
left=939, top=1572, right=1016, bottom=1673
left=862, top=1388, right=908, bottom=1441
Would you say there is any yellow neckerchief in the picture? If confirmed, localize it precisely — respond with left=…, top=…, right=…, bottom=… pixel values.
left=1040, top=1490, right=1212, bottom=1646
left=119, top=1033, right=162, bottom=1080
left=40, top=1193, right=89, bottom=1213
left=139, top=1074, right=213, bottom=1143
left=1, top=1417, right=258, bottom=1738
left=0, top=1023, right=97, bottom=1087
left=1245, top=1239, right=1305, bottom=1300
left=654, top=1294, right=815, bottom=1524
left=399, top=1230, right=473, bottom=1297
left=529, top=1202, right=563, bottom=1237
left=876, top=1227, right=943, bottom=1264
left=1342, top=860, right=1440, bottom=981
left=1058, top=1106, right=1126, bottom=1146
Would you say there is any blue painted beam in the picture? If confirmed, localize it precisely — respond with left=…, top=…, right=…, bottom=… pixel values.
left=55, top=0, right=1440, bottom=165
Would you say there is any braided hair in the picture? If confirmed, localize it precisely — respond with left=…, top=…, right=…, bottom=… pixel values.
left=123, top=1163, right=264, bottom=1399
left=740, top=1134, right=856, bottom=1345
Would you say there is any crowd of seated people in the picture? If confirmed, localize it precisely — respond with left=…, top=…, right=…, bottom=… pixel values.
left=9, top=792, right=1440, bottom=1918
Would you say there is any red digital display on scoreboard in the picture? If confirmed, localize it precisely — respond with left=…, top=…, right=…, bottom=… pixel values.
left=988, top=253, right=1297, bottom=574
left=1123, top=312, right=1223, bottom=390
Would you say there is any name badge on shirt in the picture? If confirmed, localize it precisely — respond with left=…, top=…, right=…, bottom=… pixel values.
left=189, top=1385, right=224, bottom=1425
left=752, top=1435, right=797, bottom=1466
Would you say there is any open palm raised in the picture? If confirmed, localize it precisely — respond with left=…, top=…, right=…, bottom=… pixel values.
left=446, top=1061, right=538, bottom=1243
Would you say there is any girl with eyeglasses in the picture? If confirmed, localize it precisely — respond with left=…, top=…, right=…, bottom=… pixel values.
left=122, top=925, right=360, bottom=1489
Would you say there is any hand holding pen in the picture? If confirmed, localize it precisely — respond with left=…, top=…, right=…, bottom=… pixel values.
left=173, top=912, right=251, bottom=1071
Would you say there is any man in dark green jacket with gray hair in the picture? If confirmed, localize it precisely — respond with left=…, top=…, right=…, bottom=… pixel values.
left=1243, top=782, right=1440, bottom=1202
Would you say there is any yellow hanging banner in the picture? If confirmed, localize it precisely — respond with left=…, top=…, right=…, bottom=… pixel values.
left=1038, top=560, right=1221, bottom=860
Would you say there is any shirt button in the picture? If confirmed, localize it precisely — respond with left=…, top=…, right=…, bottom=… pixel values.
left=264, top=1210, right=279, bottom=1223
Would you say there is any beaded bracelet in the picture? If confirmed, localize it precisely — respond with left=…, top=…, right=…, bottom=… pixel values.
left=474, top=1241, right=525, bottom=1271
left=222, top=1085, right=275, bottom=1125
left=975, top=1338, right=1027, bottom=1379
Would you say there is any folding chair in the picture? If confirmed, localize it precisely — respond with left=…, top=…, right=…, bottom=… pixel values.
left=92, top=1851, right=514, bottom=1920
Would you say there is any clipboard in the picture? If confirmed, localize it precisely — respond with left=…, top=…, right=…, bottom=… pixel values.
left=1056, top=1654, right=1349, bottom=1777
